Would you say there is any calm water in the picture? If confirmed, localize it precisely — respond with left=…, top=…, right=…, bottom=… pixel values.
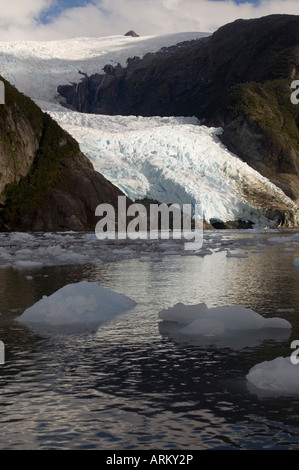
left=0, top=232, right=299, bottom=449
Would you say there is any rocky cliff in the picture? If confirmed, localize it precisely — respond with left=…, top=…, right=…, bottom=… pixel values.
left=58, top=14, right=299, bottom=210
left=0, top=77, right=128, bottom=232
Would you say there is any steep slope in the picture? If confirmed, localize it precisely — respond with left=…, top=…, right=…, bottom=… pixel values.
left=58, top=15, right=299, bottom=206
left=0, top=77, right=127, bottom=232
left=49, top=111, right=299, bottom=228
left=0, top=32, right=206, bottom=106
left=0, top=22, right=298, bottom=228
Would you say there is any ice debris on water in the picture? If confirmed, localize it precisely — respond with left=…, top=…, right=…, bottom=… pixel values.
left=0, top=230, right=297, bottom=270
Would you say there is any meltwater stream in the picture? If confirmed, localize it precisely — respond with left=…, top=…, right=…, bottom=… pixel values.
left=0, top=231, right=299, bottom=449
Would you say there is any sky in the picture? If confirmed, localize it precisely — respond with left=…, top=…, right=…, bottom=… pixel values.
left=0, top=0, right=298, bottom=41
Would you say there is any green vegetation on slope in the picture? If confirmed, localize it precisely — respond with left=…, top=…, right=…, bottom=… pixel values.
left=0, top=78, right=81, bottom=229
left=225, top=78, right=299, bottom=151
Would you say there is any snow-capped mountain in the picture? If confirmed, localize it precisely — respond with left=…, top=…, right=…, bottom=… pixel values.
left=0, top=33, right=205, bottom=105
left=0, top=31, right=298, bottom=227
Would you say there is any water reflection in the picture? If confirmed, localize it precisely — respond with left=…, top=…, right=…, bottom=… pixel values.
left=158, top=321, right=292, bottom=349
left=0, top=234, right=298, bottom=449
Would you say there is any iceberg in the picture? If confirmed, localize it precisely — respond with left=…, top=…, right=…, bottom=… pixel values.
left=158, top=302, right=209, bottom=325
left=158, top=303, right=292, bottom=349
left=159, top=303, right=291, bottom=333
left=18, top=281, right=137, bottom=326
left=246, top=357, right=299, bottom=395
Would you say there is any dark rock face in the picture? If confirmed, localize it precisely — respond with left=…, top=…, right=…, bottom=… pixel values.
left=124, top=30, right=140, bottom=37
left=0, top=86, right=41, bottom=202
left=58, top=14, right=299, bottom=212
left=0, top=77, right=130, bottom=232
left=14, top=150, right=127, bottom=232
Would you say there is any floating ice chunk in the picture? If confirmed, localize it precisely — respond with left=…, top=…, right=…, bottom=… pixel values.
left=159, top=303, right=292, bottom=340
left=294, top=259, right=299, bottom=267
left=0, top=247, right=13, bottom=260
left=276, top=308, right=295, bottom=313
left=180, top=305, right=291, bottom=335
left=10, top=232, right=34, bottom=241
left=196, top=249, right=213, bottom=257
left=268, top=233, right=299, bottom=244
left=181, top=318, right=225, bottom=336
left=14, top=260, right=43, bottom=269
left=158, top=302, right=209, bottom=325
left=209, top=305, right=291, bottom=330
left=246, top=357, right=299, bottom=394
left=226, top=251, right=248, bottom=258
left=18, top=281, right=137, bottom=325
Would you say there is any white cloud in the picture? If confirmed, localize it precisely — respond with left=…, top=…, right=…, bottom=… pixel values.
left=0, top=0, right=52, bottom=37
left=0, top=0, right=298, bottom=41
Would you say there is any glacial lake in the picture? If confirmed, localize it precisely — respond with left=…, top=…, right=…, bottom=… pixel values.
left=0, top=230, right=299, bottom=450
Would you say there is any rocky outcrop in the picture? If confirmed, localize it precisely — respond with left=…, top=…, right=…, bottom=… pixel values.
left=58, top=15, right=299, bottom=216
left=0, top=77, right=129, bottom=232
left=0, top=83, right=41, bottom=201
left=124, top=30, right=140, bottom=37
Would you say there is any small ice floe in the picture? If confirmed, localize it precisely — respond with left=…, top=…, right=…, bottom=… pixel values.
left=268, top=233, right=299, bottom=245
left=246, top=357, right=299, bottom=395
left=196, top=249, right=213, bottom=257
left=14, top=260, right=43, bottom=269
left=276, top=308, right=295, bottom=313
left=18, top=281, right=137, bottom=326
left=158, top=303, right=291, bottom=348
left=294, top=259, right=299, bottom=268
left=159, top=302, right=210, bottom=326
left=159, top=303, right=291, bottom=330
left=226, top=251, right=248, bottom=258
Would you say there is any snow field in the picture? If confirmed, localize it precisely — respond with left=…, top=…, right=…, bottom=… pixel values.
left=0, top=33, right=206, bottom=104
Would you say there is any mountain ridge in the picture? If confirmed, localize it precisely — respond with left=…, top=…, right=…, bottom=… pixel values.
left=57, top=14, right=299, bottom=210
left=0, top=77, right=128, bottom=232
left=0, top=17, right=298, bottom=229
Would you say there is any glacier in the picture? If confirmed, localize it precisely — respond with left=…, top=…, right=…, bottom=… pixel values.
left=0, top=32, right=298, bottom=226
left=47, top=110, right=298, bottom=225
